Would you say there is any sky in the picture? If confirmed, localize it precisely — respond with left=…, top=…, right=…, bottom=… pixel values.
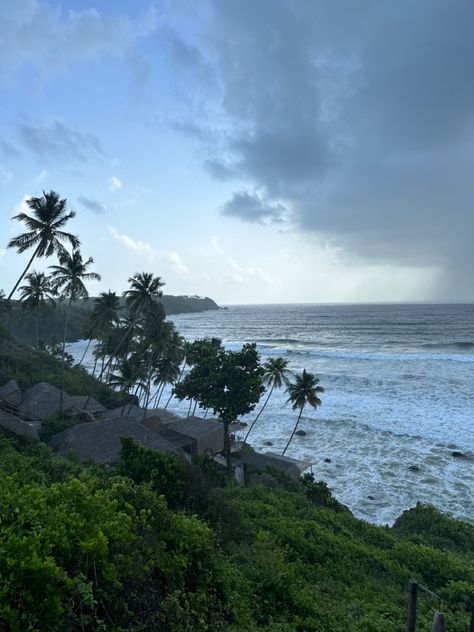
left=0, top=0, right=473, bottom=304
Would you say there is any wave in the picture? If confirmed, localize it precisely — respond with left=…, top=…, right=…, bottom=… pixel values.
left=420, top=341, right=474, bottom=351
left=286, top=348, right=474, bottom=363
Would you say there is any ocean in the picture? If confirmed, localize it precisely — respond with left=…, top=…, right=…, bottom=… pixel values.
left=67, top=303, right=474, bottom=526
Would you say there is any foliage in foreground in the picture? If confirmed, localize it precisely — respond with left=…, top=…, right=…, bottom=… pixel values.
left=0, top=436, right=473, bottom=631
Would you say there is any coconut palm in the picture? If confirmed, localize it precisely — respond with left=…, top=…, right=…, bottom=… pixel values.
left=244, top=357, right=291, bottom=443
left=109, top=355, right=146, bottom=415
left=282, top=369, right=324, bottom=457
left=139, top=314, right=175, bottom=417
left=97, top=272, right=165, bottom=382
left=18, top=271, right=56, bottom=347
left=124, top=272, right=165, bottom=317
left=49, top=249, right=101, bottom=414
left=84, top=291, right=121, bottom=370
left=7, top=190, right=79, bottom=300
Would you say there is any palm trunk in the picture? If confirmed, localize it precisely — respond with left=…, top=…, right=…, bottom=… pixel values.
left=224, top=419, right=232, bottom=474
left=187, top=399, right=193, bottom=417
left=7, top=243, right=41, bottom=301
left=244, top=383, right=274, bottom=443
left=59, top=297, right=72, bottom=417
left=282, top=406, right=304, bottom=456
left=192, top=400, right=198, bottom=415
left=78, top=338, right=92, bottom=366
left=35, top=304, right=39, bottom=348
left=156, top=382, right=165, bottom=406
left=163, top=389, right=174, bottom=410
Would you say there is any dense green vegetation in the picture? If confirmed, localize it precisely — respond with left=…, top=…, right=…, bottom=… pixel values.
left=1, top=295, right=219, bottom=348
left=0, top=322, right=118, bottom=408
left=0, top=435, right=472, bottom=631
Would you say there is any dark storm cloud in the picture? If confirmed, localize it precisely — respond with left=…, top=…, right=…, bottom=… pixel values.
left=221, top=191, right=288, bottom=224
left=18, top=120, right=104, bottom=163
left=176, top=0, right=474, bottom=298
left=77, top=195, right=107, bottom=215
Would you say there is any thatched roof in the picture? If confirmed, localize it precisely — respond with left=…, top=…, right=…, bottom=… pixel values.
left=0, top=409, right=39, bottom=440
left=167, top=416, right=223, bottom=439
left=0, top=380, right=22, bottom=406
left=70, top=395, right=106, bottom=415
left=48, top=416, right=180, bottom=464
left=19, top=382, right=75, bottom=420
left=100, top=405, right=145, bottom=421
left=241, top=451, right=311, bottom=479
left=141, top=408, right=183, bottom=431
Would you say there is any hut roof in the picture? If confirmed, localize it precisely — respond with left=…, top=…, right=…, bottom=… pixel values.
left=70, top=395, right=106, bottom=415
left=19, top=382, right=74, bottom=420
left=0, top=380, right=22, bottom=406
left=167, top=416, right=223, bottom=439
left=0, top=409, right=39, bottom=440
left=48, top=416, right=179, bottom=464
left=241, top=451, right=311, bottom=478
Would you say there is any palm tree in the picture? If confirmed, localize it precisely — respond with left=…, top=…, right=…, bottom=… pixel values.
left=282, top=369, right=324, bottom=457
left=97, top=272, right=165, bottom=382
left=18, top=271, right=55, bottom=347
left=49, top=249, right=101, bottom=414
left=123, top=272, right=165, bottom=317
left=82, top=291, right=121, bottom=369
left=244, top=357, right=291, bottom=443
left=109, top=355, right=146, bottom=415
left=7, top=190, right=79, bottom=300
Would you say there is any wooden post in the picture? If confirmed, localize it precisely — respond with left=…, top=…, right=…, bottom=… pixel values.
left=407, top=580, right=417, bottom=632
left=429, top=611, right=445, bottom=632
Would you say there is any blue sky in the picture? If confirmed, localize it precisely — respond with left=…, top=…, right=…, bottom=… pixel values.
left=1, top=1, right=473, bottom=304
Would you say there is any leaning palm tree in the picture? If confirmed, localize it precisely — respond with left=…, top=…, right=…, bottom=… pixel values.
left=49, top=249, right=101, bottom=414
left=282, top=369, right=324, bottom=457
left=244, top=356, right=291, bottom=443
left=7, top=190, right=79, bottom=300
left=18, top=271, right=55, bottom=347
left=96, top=272, right=165, bottom=382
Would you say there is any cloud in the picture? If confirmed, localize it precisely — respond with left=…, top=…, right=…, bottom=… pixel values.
left=221, top=190, right=288, bottom=224
left=78, top=195, right=107, bottom=215
left=31, top=169, right=49, bottom=183
left=0, top=1, right=159, bottom=83
left=108, top=176, right=123, bottom=192
left=108, top=227, right=190, bottom=277
left=18, top=119, right=104, bottom=163
left=173, top=0, right=474, bottom=298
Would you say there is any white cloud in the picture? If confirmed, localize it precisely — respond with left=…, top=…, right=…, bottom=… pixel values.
left=0, top=1, right=159, bottom=82
left=108, top=227, right=190, bottom=278
left=32, top=168, right=49, bottom=183
left=210, top=235, right=224, bottom=255
left=108, top=176, right=123, bottom=192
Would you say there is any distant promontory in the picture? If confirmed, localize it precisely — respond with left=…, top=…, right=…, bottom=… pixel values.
left=160, top=294, right=220, bottom=315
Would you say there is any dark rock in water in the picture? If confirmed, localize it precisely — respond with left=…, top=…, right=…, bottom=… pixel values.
left=451, top=451, right=466, bottom=458
left=264, top=441, right=273, bottom=446
left=295, top=430, right=306, bottom=436
left=324, top=458, right=332, bottom=463
left=367, top=495, right=375, bottom=500
left=408, top=465, right=421, bottom=472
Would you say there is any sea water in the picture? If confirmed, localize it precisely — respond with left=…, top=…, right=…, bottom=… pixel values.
left=68, top=303, right=474, bottom=525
